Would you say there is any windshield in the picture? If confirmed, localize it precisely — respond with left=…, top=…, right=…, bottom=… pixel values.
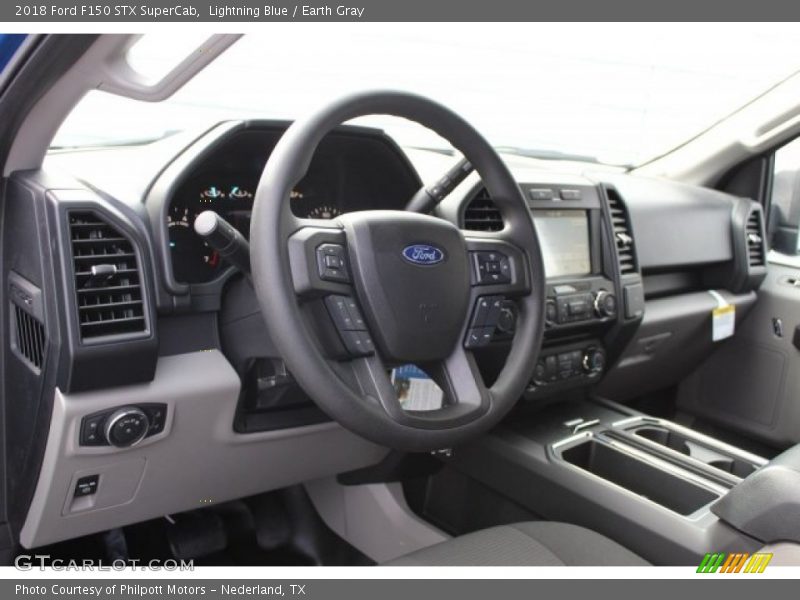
left=52, top=24, right=800, bottom=166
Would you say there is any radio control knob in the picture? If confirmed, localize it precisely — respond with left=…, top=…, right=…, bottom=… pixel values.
left=104, top=407, right=149, bottom=448
left=594, top=291, right=617, bottom=317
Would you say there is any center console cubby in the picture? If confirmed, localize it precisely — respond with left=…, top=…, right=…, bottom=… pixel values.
left=558, top=436, right=721, bottom=516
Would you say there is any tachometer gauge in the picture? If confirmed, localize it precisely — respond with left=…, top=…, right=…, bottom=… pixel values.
left=307, top=204, right=341, bottom=220
left=167, top=204, right=224, bottom=283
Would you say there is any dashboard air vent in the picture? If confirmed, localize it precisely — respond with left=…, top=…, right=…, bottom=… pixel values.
left=68, top=211, right=147, bottom=342
left=12, top=304, right=46, bottom=372
left=605, top=187, right=637, bottom=274
left=745, top=209, right=765, bottom=267
left=463, top=188, right=503, bottom=231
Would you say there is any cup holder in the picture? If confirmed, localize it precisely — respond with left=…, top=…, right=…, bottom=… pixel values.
left=707, top=458, right=758, bottom=479
left=625, top=421, right=765, bottom=480
left=636, top=427, right=691, bottom=455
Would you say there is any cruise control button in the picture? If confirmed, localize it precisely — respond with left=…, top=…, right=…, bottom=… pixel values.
left=484, top=297, right=504, bottom=328
left=479, top=328, right=494, bottom=345
left=470, top=297, right=492, bottom=327
left=464, top=327, right=494, bottom=349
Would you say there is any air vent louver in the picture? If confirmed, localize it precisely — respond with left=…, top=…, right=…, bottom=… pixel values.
left=605, top=187, right=637, bottom=275
left=463, top=188, right=504, bottom=231
left=68, top=211, right=146, bottom=341
left=12, top=304, right=45, bottom=371
left=745, top=210, right=765, bottom=267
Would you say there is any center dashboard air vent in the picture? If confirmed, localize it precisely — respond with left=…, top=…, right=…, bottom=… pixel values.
left=67, top=211, right=148, bottom=342
left=745, top=209, right=765, bottom=267
left=605, top=186, right=638, bottom=275
left=463, top=188, right=504, bottom=231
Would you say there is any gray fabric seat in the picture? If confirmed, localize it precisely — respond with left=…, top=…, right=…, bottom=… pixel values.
left=386, top=521, right=649, bottom=566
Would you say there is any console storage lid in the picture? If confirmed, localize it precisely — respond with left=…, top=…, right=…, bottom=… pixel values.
left=712, top=444, right=800, bottom=544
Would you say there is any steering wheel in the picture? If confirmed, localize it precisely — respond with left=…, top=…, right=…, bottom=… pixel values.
left=250, top=91, right=546, bottom=451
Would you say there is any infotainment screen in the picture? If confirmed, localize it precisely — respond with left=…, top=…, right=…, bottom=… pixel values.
left=531, top=210, right=591, bottom=278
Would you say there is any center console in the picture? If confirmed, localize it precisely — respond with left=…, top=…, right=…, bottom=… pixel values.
left=509, top=180, right=644, bottom=397
left=438, top=397, right=777, bottom=565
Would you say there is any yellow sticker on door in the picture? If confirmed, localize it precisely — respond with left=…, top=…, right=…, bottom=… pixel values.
left=712, top=304, right=735, bottom=342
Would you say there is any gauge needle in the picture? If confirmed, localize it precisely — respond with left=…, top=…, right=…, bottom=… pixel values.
left=208, top=250, right=219, bottom=268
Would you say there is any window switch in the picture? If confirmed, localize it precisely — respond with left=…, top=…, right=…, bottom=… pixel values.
left=74, top=475, right=99, bottom=497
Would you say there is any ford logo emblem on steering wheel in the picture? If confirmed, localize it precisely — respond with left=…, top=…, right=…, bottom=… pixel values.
left=402, top=244, right=446, bottom=266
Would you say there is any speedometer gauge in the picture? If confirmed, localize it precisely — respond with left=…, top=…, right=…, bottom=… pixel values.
left=307, top=204, right=341, bottom=220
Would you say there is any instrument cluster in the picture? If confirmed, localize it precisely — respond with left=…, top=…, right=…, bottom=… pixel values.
left=164, top=126, right=421, bottom=285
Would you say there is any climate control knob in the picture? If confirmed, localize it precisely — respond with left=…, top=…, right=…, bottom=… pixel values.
left=582, top=348, right=606, bottom=374
left=104, top=407, right=149, bottom=448
left=593, top=290, right=617, bottom=317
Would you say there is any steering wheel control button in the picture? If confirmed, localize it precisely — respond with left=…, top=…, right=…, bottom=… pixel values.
left=473, top=251, right=512, bottom=285
left=470, top=296, right=505, bottom=329
left=465, top=326, right=494, bottom=349
left=316, top=243, right=349, bottom=283
left=496, top=305, right=517, bottom=334
left=344, top=298, right=366, bottom=329
left=325, top=295, right=367, bottom=331
left=326, top=295, right=357, bottom=330
left=340, top=331, right=374, bottom=356
left=105, top=407, right=150, bottom=448
left=74, top=475, right=99, bottom=497
left=471, top=297, right=491, bottom=327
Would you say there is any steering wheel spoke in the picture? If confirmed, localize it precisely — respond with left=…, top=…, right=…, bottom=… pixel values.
left=286, top=225, right=352, bottom=296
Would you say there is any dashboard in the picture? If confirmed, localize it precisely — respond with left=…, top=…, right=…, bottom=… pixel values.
left=10, top=117, right=771, bottom=551
left=165, top=126, right=421, bottom=284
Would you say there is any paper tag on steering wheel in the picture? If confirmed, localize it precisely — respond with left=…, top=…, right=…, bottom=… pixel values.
left=391, top=364, right=444, bottom=412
